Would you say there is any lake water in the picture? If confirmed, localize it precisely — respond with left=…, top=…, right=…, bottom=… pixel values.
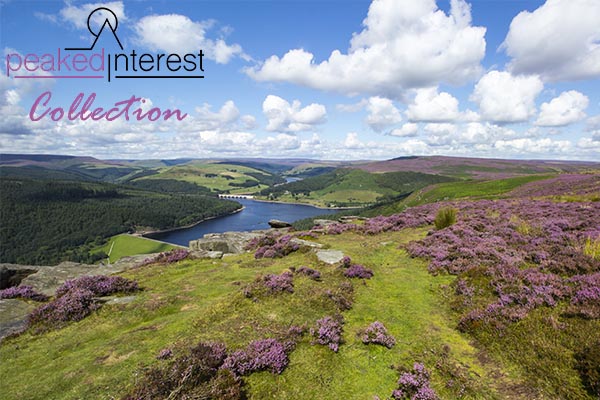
left=149, top=199, right=339, bottom=246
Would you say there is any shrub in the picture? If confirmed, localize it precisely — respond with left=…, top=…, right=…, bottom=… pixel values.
left=244, top=271, right=294, bottom=298
left=28, top=275, right=139, bottom=331
left=343, top=264, right=374, bottom=279
left=0, top=285, right=48, bottom=302
left=28, top=288, right=100, bottom=329
left=325, top=281, right=354, bottom=311
left=358, top=321, right=396, bottom=348
left=310, top=315, right=344, bottom=352
left=253, top=234, right=300, bottom=259
left=434, top=207, right=457, bottom=230
left=142, top=248, right=190, bottom=265
left=124, top=341, right=233, bottom=400
left=296, top=266, right=321, bottom=281
left=56, top=275, right=139, bottom=297
left=222, top=338, right=290, bottom=376
left=390, top=362, right=438, bottom=400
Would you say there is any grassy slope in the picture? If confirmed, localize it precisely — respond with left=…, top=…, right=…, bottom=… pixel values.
left=137, top=162, right=273, bottom=193
left=0, top=229, right=522, bottom=400
left=92, top=234, right=180, bottom=263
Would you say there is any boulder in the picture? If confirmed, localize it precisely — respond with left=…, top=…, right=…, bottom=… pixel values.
left=316, top=250, right=345, bottom=264
left=268, top=219, right=292, bottom=228
left=189, top=231, right=263, bottom=254
left=313, top=219, right=337, bottom=227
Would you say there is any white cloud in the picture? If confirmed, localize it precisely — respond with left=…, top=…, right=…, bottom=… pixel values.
left=134, top=14, right=243, bottom=63
left=365, top=97, right=402, bottom=132
left=494, top=138, right=572, bottom=155
left=470, top=71, right=543, bottom=123
left=502, top=0, right=600, bottom=81
left=390, top=123, right=419, bottom=137
left=262, top=95, right=327, bottom=133
left=195, top=101, right=239, bottom=128
left=535, top=91, right=589, bottom=126
left=344, top=132, right=364, bottom=149
left=246, top=0, right=486, bottom=96
left=336, top=99, right=368, bottom=113
left=406, top=87, right=461, bottom=122
left=59, top=2, right=126, bottom=30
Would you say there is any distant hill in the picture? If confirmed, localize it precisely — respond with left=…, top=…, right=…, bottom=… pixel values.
left=357, top=155, right=599, bottom=179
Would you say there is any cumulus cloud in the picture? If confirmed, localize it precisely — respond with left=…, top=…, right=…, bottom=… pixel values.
left=58, top=1, right=126, bottom=30
left=134, top=14, right=243, bottom=63
left=390, top=123, right=419, bottom=137
left=535, top=91, right=589, bottom=127
left=406, top=87, right=462, bottom=122
left=365, top=97, right=402, bottom=132
left=470, top=71, right=543, bottom=123
left=246, top=0, right=486, bottom=96
left=494, top=138, right=572, bottom=155
left=502, top=0, right=600, bottom=81
left=262, top=95, right=327, bottom=132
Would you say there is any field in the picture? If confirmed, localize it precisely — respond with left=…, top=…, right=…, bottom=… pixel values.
left=92, top=234, right=180, bottom=263
left=134, top=162, right=283, bottom=194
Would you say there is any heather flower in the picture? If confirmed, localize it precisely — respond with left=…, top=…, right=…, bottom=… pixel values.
left=263, top=271, right=294, bottom=293
left=28, top=288, right=100, bottom=328
left=390, top=363, right=438, bottom=400
left=0, top=285, right=48, bottom=302
left=310, top=316, right=344, bottom=352
left=359, top=321, right=396, bottom=348
left=253, top=233, right=301, bottom=259
left=56, top=275, right=139, bottom=298
left=344, top=264, right=374, bottom=279
left=340, top=256, right=352, bottom=268
left=141, top=248, right=190, bottom=265
left=296, top=266, right=321, bottom=281
left=222, top=338, right=289, bottom=376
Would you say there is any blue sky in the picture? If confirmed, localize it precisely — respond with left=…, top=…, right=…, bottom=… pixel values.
left=1, top=0, right=599, bottom=161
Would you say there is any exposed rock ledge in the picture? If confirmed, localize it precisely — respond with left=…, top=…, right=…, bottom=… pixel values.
left=0, top=255, right=151, bottom=340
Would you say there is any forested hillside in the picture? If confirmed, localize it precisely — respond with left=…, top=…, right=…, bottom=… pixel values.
left=0, top=178, right=240, bottom=265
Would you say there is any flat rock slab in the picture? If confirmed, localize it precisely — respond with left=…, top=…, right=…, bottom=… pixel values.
left=290, top=238, right=323, bottom=249
left=100, top=295, right=137, bottom=305
left=0, top=299, right=36, bottom=340
left=316, top=250, right=345, bottom=264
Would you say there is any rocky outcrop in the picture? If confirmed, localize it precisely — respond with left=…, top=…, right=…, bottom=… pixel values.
left=0, top=255, right=150, bottom=341
left=0, top=265, right=38, bottom=290
left=189, top=231, right=265, bottom=254
left=268, top=219, right=292, bottom=228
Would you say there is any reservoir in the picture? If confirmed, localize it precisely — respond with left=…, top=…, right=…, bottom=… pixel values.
left=149, top=199, right=341, bottom=246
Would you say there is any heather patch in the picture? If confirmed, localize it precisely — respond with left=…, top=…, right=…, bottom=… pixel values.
left=27, top=275, right=139, bottom=332
left=243, top=271, right=294, bottom=298
left=358, top=321, right=396, bottom=348
left=246, top=234, right=301, bottom=259
left=141, top=248, right=190, bottom=265
left=294, top=266, right=321, bottom=281
left=310, top=315, right=344, bottom=352
left=0, top=285, right=48, bottom=302
left=387, top=362, right=438, bottom=400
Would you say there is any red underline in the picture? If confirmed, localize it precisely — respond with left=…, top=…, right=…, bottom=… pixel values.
left=13, top=75, right=104, bottom=79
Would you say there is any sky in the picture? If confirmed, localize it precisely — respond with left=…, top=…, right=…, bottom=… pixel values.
left=0, top=0, right=599, bottom=161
